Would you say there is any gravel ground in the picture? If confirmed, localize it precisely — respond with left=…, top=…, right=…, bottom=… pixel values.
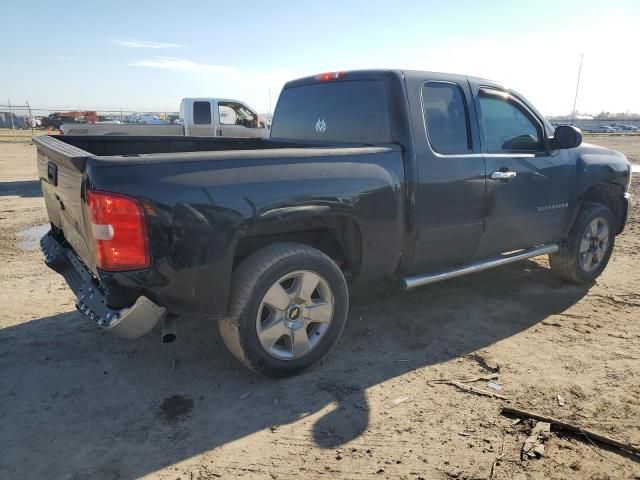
left=0, top=137, right=638, bottom=479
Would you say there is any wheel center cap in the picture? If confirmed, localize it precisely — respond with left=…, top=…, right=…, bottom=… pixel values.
left=286, top=305, right=304, bottom=329
left=287, top=305, right=302, bottom=320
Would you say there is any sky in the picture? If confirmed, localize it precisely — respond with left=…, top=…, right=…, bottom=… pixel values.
left=2, top=0, right=639, bottom=116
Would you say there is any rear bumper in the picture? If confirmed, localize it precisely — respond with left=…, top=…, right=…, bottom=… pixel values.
left=40, top=231, right=166, bottom=339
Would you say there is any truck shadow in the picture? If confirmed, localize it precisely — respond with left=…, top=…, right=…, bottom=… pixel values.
left=0, top=260, right=589, bottom=479
left=0, top=180, right=42, bottom=197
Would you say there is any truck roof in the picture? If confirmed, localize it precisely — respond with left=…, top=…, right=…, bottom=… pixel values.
left=283, top=69, right=506, bottom=90
left=181, top=97, right=253, bottom=104
left=281, top=69, right=547, bottom=133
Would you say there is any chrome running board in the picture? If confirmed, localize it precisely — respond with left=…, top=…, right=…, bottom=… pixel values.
left=402, top=244, right=559, bottom=290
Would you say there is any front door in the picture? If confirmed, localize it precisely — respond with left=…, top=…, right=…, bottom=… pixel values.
left=407, top=74, right=486, bottom=274
left=218, top=101, right=268, bottom=138
left=472, top=86, right=573, bottom=259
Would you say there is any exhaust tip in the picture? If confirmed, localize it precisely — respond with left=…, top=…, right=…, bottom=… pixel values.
left=161, top=315, right=177, bottom=343
left=162, top=332, right=177, bottom=344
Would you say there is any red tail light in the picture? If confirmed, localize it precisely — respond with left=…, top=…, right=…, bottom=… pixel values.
left=86, top=190, right=150, bottom=271
left=314, top=71, right=346, bottom=81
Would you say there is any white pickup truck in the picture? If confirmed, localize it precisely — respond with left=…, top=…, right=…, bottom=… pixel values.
left=60, top=98, right=269, bottom=137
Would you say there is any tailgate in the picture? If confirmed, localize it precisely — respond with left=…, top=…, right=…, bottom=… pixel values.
left=34, top=136, right=96, bottom=273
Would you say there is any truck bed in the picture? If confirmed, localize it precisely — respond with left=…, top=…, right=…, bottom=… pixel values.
left=34, top=134, right=405, bottom=313
left=35, top=134, right=389, bottom=165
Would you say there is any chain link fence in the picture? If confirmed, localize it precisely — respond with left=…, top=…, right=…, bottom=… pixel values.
left=0, top=102, right=180, bottom=142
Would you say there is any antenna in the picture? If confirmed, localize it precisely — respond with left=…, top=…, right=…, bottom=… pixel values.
left=570, top=53, right=584, bottom=125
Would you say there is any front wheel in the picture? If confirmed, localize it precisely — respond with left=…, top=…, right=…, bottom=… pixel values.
left=218, top=243, right=349, bottom=377
left=549, top=202, right=616, bottom=284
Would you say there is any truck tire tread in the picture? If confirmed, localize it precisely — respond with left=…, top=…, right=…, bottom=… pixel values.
left=549, top=202, right=616, bottom=284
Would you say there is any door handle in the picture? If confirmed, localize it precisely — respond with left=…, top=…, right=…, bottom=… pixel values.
left=490, top=171, right=517, bottom=180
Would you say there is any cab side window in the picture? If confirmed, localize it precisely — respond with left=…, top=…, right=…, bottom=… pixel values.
left=478, top=91, right=542, bottom=152
left=193, top=101, right=212, bottom=125
left=218, top=105, right=238, bottom=125
left=422, top=82, right=471, bottom=154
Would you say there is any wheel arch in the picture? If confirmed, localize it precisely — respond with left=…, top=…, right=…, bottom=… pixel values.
left=232, top=215, right=362, bottom=282
left=580, top=183, right=626, bottom=234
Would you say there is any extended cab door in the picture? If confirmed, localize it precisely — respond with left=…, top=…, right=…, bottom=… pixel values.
left=470, top=83, right=573, bottom=258
left=184, top=100, right=217, bottom=136
left=217, top=101, right=268, bottom=138
left=406, top=73, right=486, bottom=274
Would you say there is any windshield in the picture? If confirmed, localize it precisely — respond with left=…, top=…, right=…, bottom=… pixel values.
left=270, top=80, right=391, bottom=144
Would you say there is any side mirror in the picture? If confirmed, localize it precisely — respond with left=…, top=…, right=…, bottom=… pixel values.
left=552, top=125, right=582, bottom=150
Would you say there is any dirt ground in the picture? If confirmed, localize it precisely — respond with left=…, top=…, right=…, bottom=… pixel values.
left=0, top=136, right=638, bottom=480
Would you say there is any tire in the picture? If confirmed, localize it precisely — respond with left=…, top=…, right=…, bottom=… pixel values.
left=218, top=242, right=349, bottom=377
left=549, top=202, right=616, bottom=284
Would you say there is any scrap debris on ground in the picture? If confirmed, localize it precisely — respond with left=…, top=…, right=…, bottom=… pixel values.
left=521, top=421, right=551, bottom=459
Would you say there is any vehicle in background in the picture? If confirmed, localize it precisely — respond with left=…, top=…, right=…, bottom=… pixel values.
left=166, top=114, right=181, bottom=124
left=36, top=70, right=631, bottom=378
left=60, top=98, right=269, bottom=137
left=41, top=111, right=98, bottom=129
left=556, top=123, right=640, bottom=134
left=125, top=113, right=167, bottom=125
left=595, top=125, right=617, bottom=133
left=26, top=116, right=42, bottom=128
left=616, top=124, right=639, bottom=132
left=97, top=115, right=118, bottom=123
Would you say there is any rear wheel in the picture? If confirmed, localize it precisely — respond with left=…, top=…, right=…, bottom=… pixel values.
left=218, top=243, right=348, bottom=377
left=549, top=202, right=615, bottom=283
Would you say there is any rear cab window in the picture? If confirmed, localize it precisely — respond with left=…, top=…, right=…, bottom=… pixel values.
left=270, top=80, right=391, bottom=144
left=421, top=82, right=471, bottom=154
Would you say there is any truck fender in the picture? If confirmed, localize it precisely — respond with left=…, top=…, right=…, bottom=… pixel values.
left=233, top=212, right=363, bottom=281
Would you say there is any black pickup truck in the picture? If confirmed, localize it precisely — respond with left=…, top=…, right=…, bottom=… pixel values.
left=36, top=70, right=632, bottom=377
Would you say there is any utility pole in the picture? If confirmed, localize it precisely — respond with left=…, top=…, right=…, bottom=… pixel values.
left=570, top=53, right=584, bottom=126
left=26, top=100, right=35, bottom=138
left=7, top=99, right=17, bottom=141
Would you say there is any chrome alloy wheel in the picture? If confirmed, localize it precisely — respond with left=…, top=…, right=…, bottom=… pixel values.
left=256, top=270, right=334, bottom=360
left=579, top=217, right=609, bottom=272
